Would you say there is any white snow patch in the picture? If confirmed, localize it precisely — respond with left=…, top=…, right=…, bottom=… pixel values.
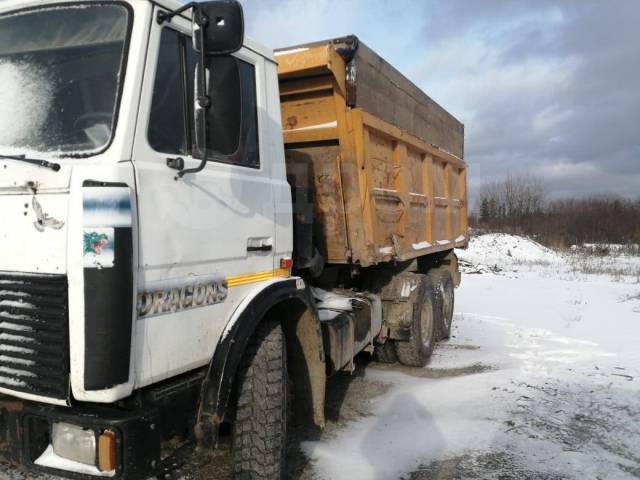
left=0, top=290, right=27, bottom=297
left=0, top=321, right=32, bottom=332
left=274, top=47, right=309, bottom=56
left=457, top=233, right=564, bottom=270
left=0, top=376, right=26, bottom=388
left=0, top=332, right=35, bottom=344
left=35, top=445, right=115, bottom=477
left=400, top=280, right=419, bottom=298
left=311, top=287, right=353, bottom=321
left=0, top=343, right=35, bottom=355
left=0, top=299, right=35, bottom=309
left=0, top=311, right=31, bottom=321
left=0, top=365, right=35, bottom=378
left=0, top=61, right=55, bottom=149
left=286, top=121, right=338, bottom=132
left=0, top=355, right=35, bottom=367
left=373, top=188, right=399, bottom=194
left=572, top=243, right=640, bottom=254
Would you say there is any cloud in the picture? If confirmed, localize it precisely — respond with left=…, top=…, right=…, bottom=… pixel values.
left=239, top=0, right=640, bottom=200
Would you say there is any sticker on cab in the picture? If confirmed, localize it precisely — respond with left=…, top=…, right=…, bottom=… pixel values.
left=83, top=228, right=114, bottom=269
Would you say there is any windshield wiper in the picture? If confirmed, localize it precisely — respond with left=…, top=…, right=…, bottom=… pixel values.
left=0, top=154, right=61, bottom=172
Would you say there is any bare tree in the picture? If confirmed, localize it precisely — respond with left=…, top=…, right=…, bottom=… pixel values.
left=473, top=175, right=640, bottom=248
left=475, top=173, right=546, bottom=229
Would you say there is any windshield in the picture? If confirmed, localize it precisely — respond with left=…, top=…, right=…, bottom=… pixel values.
left=0, top=3, right=129, bottom=157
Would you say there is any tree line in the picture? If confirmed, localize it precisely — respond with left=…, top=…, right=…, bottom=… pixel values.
left=470, top=174, right=640, bottom=248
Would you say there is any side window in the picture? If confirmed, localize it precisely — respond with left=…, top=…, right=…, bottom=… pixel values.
left=187, top=49, right=260, bottom=167
left=148, top=29, right=187, bottom=155
left=149, top=27, right=260, bottom=168
left=237, top=61, right=260, bottom=168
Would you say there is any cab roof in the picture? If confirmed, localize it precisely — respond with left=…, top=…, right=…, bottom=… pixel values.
left=0, top=0, right=275, bottom=62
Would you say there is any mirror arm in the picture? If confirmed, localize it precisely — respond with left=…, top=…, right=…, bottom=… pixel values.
left=177, top=7, right=211, bottom=178
left=157, top=2, right=198, bottom=24
left=158, top=1, right=242, bottom=179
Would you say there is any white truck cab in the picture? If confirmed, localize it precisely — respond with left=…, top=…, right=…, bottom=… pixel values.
left=0, top=1, right=303, bottom=477
left=0, top=1, right=464, bottom=478
left=0, top=0, right=292, bottom=399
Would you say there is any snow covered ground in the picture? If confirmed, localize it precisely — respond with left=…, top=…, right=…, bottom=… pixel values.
left=302, top=234, right=640, bottom=479
left=2, top=234, right=639, bottom=479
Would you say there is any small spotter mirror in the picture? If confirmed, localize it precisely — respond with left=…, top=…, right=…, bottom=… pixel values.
left=193, top=0, right=244, bottom=55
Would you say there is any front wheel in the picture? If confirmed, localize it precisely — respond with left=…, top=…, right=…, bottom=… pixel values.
left=233, top=320, right=287, bottom=480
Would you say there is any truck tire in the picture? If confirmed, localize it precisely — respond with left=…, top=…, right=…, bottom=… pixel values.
left=394, top=275, right=437, bottom=367
left=373, top=340, right=397, bottom=363
left=428, top=269, right=455, bottom=340
left=233, top=319, right=288, bottom=480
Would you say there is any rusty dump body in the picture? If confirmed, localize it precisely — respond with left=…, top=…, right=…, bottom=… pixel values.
left=277, top=35, right=468, bottom=268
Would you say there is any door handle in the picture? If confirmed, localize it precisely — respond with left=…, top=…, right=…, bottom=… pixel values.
left=247, top=244, right=273, bottom=252
left=166, top=157, right=185, bottom=170
left=247, top=237, right=273, bottom=252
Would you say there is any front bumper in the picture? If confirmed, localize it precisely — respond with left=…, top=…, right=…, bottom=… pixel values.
left=0, top=395, right=161, bottom=479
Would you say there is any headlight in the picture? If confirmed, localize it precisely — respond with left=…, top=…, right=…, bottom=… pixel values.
left=52, top=422, right=96, bottom=466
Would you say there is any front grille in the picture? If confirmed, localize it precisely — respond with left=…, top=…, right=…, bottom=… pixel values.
left=0, top=272, right=69, bottom=401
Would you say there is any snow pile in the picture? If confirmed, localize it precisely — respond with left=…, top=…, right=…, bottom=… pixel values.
left=456, top=233, right=563, bottom=272
left=311, top=287, right=353, bottom=321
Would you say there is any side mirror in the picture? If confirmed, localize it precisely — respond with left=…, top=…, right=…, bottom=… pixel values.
left=193, top=1, right=244, bottom=56
left=157, top=0, right=244, bottom=177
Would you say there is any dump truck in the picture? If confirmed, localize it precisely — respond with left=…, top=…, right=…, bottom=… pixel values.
left=0, top=1, right=467, bottom=479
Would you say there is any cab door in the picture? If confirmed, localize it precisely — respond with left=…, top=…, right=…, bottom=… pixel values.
left=131, top=13, right=275, bottom=386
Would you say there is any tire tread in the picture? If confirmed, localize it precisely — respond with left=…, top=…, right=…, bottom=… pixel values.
left=233, top=320, right=287, bottom=480
left=428, top=268, right=455, bottom=340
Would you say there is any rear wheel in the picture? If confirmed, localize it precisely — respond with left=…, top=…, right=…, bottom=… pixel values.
left=232, top=320, right=287, bottom=480
left=428, top=269, right=455, bottom=340
left=394, top=274, right=437, bottom=367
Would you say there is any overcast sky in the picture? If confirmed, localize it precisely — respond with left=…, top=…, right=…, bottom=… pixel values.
left=240, top=0, right=640, bottom=200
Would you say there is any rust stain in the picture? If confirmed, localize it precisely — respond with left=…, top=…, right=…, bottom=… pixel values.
left=286, top=116, right=298, bottom=129
left=0, top=400, right=24, bottom=413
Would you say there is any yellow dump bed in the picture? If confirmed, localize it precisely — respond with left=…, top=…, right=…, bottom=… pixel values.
left=277, top=36, right=468, bottom=268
